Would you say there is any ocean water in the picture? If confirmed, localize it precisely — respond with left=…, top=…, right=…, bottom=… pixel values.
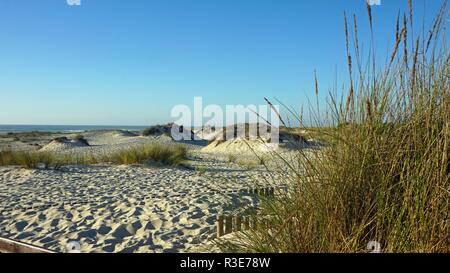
left=0, top=125, right=148, bottom=134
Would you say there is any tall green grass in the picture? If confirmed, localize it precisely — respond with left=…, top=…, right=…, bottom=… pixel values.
left=224, top=2, right=449, bottom=252
left=104, top=143, right=187, bottom=166
left=0, top=150, right=61, bottom=169
left=0, top=144, right=188, bottom=169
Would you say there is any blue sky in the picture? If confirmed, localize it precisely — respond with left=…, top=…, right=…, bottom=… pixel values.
left=0, top=0, right=446, bottom=125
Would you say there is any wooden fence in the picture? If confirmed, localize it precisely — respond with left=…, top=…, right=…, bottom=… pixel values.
left=216, top=186, right=280, bottom=238
left=0, top=236, right=55, bottom=253
left=239, top=186, right=276, bottom=197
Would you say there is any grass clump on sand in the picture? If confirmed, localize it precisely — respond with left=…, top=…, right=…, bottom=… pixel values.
left=104, top=143, right=188, bottom=166
left=142, top=127, right=161, bottom=136
left=0, top=150, right=62, bottom=169
left=195, top=165, right=207, bottom=176
left=236, top=159, right=259, bottom=170
left=141, top=123, right=173, bottom=137
left=228, top=154, right=237, bottom=163
left=0, top=144, right=188, bottom=168
left=223, top=2, right=449, bottom=253
left=73, top=134, right=90, bottom=146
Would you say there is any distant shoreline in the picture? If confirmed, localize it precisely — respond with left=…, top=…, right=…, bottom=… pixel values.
left=0, top=125, right=148, bottom=134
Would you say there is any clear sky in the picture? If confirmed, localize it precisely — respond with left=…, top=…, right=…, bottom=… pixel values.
left=0, top=0, right=446, bottom=125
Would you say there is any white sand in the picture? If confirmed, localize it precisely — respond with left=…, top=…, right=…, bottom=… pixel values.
left=0, top=130, right=288, bottom=253
left=40, top=139, right=89, bottom=152
left=201, top=138, right=279, bottom=154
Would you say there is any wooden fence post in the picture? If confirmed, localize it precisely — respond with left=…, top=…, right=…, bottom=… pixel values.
left=243, top=216, right=250, bottom=230
left=216, top=215, right=224, bottom=237
left=224, top=215, right=233, bottom=235
left=269, top=187, right=275, bottom=197
left=234, top=216, right=242, bottom=232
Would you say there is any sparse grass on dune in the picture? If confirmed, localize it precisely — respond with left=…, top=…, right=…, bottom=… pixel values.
left=73, top=134, right=90, bottom=146
left=0, top=149, right=103, bottom=169
left=228, top=154, right=237, bottom=163
left=104, top=143, right=187, bottom=166
left=195, top=164, right=207, bottom=176
left=0, top=150, right=61, bottom=169
left=0, top=144, right=188, bottom=169
left=236, top=159, right=259, bottom=170
left=223, top=2, right=449, bottom=253
left=0, top=131, right=58, bottom=139
left=0, top=150, right=14, bottom=166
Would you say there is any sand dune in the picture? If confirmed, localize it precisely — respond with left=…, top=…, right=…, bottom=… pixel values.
left=40, top=137, right=90, bottom=152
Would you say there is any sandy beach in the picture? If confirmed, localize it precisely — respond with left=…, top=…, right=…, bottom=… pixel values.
left=0, top=129, right=290, bottom=253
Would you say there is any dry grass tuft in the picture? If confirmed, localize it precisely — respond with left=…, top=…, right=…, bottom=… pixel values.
left=0, top=144, right=188, bottom=168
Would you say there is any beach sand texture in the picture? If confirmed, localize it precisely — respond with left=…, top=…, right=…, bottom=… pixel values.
left=0, top=130, right=289, bottom=252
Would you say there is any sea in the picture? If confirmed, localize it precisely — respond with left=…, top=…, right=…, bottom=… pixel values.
left=0, top=125, right=148, bottom=134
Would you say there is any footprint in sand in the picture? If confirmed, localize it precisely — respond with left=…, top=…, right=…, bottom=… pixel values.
left=50, top=219, right=59, bottom=227
left=97, top=224, right=112, bottom=235
left=111, top=224, right=136, bottom=239
left=15, top=220, right=28, bottom=232
left=149, top=218, right=163, bottom=230
left=78, top=229, right=97, bottom=240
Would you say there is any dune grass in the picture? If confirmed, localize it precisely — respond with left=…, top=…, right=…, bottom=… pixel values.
left=236, top=159, right=260, bottom=170
left=0, top=144, right=188, bottom=169
left=0, top=149, right=105, bottom=169
left=195, top=164, right=207, bottom=176
left=228, top=154, right=237, bottom=163
left=104, top=143, right=187, bottom=166
left=0, top=150, right=62, bottom=169
left=223, top=2, right=449, bottom=253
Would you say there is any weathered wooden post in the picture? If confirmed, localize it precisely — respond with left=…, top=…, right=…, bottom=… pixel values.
left=234, top=215, right=242, bottom=232
left=243, top=216, right=250, bottom=230
left=216, top=215, right=224, bottom=238
left=269, top=187, right=275, bottom=197
left=224, top=215, right=233, bottom=235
